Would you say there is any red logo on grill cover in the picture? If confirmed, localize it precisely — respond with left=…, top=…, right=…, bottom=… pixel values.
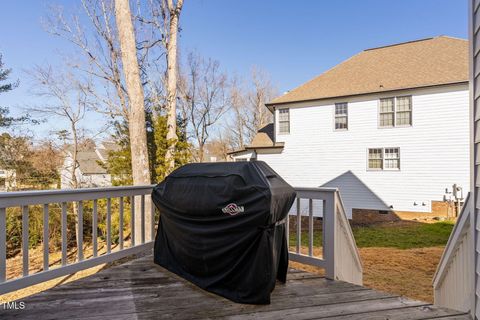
left=222, top=203, right=245, bottom=215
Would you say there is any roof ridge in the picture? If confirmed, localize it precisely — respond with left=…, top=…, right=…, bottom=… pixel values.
left=364, top=37, right=435, bottom=51
left=434, top=35, right=468, bottom=41
left=363, top=36, right=467, bottom=52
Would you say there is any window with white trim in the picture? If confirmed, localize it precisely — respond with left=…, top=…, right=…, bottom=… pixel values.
left=379, top=96, right=412, bottom=127
left=368, top=148, right=383, bottom=170
left=335, top=103, right=348, bottom=130
left=368, top=147, right=400, bottom=170
left=395, top=96, right=412, bottom=126
left=379, top=98, right=394, bottom=127
left=278, top=108, right=290, bottom=134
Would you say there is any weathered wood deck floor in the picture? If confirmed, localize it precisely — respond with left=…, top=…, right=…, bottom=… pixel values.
left=0, top=254, right=470, bottom=320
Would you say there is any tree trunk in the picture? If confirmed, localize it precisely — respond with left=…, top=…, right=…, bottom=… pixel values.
left=69, top=121, right=82, bottom=254
left=114, top=0, right=152, bottom=243
left=165, top=0, right=184, bottom=174
left=198, top=143, right=204, bottom=163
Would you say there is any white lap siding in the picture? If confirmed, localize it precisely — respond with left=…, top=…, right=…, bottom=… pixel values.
left=258, top=84, right=469, bottom=218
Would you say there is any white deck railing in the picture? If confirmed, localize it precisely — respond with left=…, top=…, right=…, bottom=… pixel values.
left=0, top=185, right=362, bottom=295
left=0, top=185, right=155, bottom=295
left=433, top=193, right=474, bottom=316
left=289, top=187, right=363, bottom=285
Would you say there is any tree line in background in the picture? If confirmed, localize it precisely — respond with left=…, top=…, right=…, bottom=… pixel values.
left=0, top=0, right=277, bottom=191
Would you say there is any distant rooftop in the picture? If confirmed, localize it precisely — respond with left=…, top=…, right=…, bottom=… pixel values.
left=268, top=36, right=468, bottom=105
left=64, top=142, right=119, bottom=174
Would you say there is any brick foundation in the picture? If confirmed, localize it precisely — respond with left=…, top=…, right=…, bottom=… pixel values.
left=351, top=201, right=457, bottom=225
left=351, top=209, right=400, bottom=225
left=288, top=216, right=323, bottom=231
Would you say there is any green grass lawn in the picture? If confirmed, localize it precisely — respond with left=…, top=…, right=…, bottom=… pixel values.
left=290, top=221, right=454, bottom=249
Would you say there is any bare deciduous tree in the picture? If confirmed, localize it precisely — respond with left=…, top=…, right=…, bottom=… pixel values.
left=114, top=0, right=153, bottom=243
left=44, top=0, right=129, bottom=119
left=27, top=65, right=92, bottom=252
left=27, top=66, right=92, bottom=188
left=180, top=53, right=230, bottom=162
left=162, top=0, right=184, bottom=173
left=228, top=68, right=276, bottom=149
left=114, top=0, right=151, bottom=185
left=134, top=0, right=184, bottom=170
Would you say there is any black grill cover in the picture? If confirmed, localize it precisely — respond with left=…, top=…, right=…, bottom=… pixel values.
left=152, top=161, right=296, bottom=304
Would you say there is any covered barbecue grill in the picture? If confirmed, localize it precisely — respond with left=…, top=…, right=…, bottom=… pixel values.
left=152, top=161, right=296, bottom=304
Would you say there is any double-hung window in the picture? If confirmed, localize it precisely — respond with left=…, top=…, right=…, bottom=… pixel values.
left=278, top=108, right=290, bottom=134
left=395, top=96, right=412, bottom=126
left=368, top=147, right=400, bottom=170
left=379, top=98, right=395, bottom=127
left=334, top=103, right=348, bottom=130
left=379, top=96, right=412, bottom=127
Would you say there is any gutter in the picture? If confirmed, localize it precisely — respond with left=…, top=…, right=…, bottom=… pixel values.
left=227, top=143, right=285, bottom=156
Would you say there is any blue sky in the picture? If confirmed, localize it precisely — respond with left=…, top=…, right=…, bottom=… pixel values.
left=0, top=0, right=468, bottom=139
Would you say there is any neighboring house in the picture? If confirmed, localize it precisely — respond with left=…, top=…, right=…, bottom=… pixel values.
left=60, top=142, right=119, bottom=189
left=229, top=36, right=470, bottom=218
left=0, top=169, right=16, bottom=191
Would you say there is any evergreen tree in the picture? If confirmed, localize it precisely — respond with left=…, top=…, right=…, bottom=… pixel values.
left=0, top=53, right=22, bottom=128
left=152, top=114, right=190, bottom=180
left=104, top=120, right=133, bottom=186
left=104, top=112, right=190, bottom=185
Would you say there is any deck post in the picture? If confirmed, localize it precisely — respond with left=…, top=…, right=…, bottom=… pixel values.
left=323, top=192, right=336, bottom=280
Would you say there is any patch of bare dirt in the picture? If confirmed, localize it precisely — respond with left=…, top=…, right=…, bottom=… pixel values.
left=359, top=246, right=443, bottom=303
left=289, top=245, right=443, bottom=303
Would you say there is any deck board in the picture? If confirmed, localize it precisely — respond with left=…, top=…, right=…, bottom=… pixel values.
left=0, top=254, right=470, bottom=319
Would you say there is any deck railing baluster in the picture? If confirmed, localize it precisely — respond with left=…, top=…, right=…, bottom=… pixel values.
left=141, top=195, right=145, bottom=244
left=77, top=201, right=83, bottom=261
left=0, top=207, right=6, bottom=282
left=119, top=197, right=124, bottom=250
left=22, top=205, right=29, bottom=276
left=93, top=200, right=98, bottom=257
left=43, top=204, right=49, bottom=271
left=61, top=202, right=67, bottom=266
left=150, top=197, right=155, bottom=241
left=107, top=198, right=111, bottom=254
left=308, top=198, right=313, bottom=257
left=131, top=196, right=135, bottom=247
left=296, top=198, right=301, bottom=254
